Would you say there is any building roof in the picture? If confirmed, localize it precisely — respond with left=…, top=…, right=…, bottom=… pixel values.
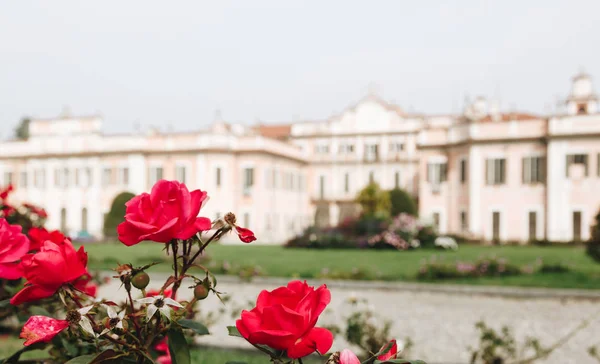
left=479, top=112, right=540, bottom=123
left=254, top=124, right=292, bottom=140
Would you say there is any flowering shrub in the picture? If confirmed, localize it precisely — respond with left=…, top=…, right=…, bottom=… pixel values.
left=287, top=213, right=437, bottom=252
left=1, top=180, right=425, bottom=364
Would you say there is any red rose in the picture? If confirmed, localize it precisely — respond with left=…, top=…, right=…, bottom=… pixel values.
left=377, top=339, right=399, bottom=361
left=146, top=288, right=173, bottom=299
left=10, top=239, right=89, bottom=305
left=117, top=180, right=212, bottom=246
left=20, top=315, right=69, bottom=346
left=236, top=280, right=333, bottom=359
left=28, top=227, right=65, bottom=251
left=0, top=218, right=30, bottom=280
left=22, top=203, right=48, bottom=218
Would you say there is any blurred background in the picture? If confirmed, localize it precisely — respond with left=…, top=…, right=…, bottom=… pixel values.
left=1, top=1, right=600, bottom=363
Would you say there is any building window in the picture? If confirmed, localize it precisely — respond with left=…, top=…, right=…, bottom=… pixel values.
left=315, top=144, right=329, bottom=154
left=460, top=211, right=468, bottom=232
left=522, top=157, right=546, bottom=184
left=427, top=162, right=448, bottom=183
left=338, top=144, right=354, bottom=154
left=573, top=211, right=582, bottom=241
left=175, top=165, right=187, bottom=184
left=243, top=213, right=250, bottom=229
left=272, top=169, right=277, bottom=189
left=55, top=168, right=69, bottom=188
left=265, top=169, right=271, bottom=189
left=528, top=211, right=537, bottom=241
left=243, top=168, right=254, bottom=195
left=148, top=166, right=163, bottom=186
left=432, top=212, right=440, bottom=231
left=34, top=169, right=45, bottom=188
left=566, top=154, right=588, bottom=177
left=389, top=142, right=404, bottom=152
left=485, top=158, right=506, bottom=185
left=394, top=171, right=400, bottom=189
left=577, top=103, right=587, bottom=115
left=298, top=174, right=304, bottom=192
left=492, top=211, right=501, bottom=243
left=460, top=159, right=467, bottom=183
left=19, top=171, right=27, bottom=188
left=85, top=168, right=93, bottom=187
left=3, top=171, right=13, bottom=186
left=81, top=207, right=88, bottom=232
left=215, top=167, right=221, bottom=187
left=118, top=167, right=129, bottom=185
left=265, top=214, right=271, bottom=230
left=102, top=168, right=112, bottom=185
left=364, top=144, right=379, bottom=162
left=319, top=176, right=325, bottom=200
left=344, top=173, right=349, bottom=193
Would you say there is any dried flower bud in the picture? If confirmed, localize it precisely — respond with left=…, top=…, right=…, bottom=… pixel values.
left=224, top=212, right=236, bottom=225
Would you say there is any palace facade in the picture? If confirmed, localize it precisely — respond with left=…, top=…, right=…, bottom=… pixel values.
left=1, top=72, right=599, bottom=243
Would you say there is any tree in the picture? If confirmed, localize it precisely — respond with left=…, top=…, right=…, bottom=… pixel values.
left=355, top=182, right=390, bottom=218
left=103, top=192, right=135, bottom=238
left=14, top=117, right=31, bottom=140
left=586, top=207, right=600, bottom=262
left=388, top=188, right=418, bottom=216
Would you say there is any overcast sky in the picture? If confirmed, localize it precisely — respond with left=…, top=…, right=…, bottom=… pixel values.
left=1, top=0, right=599, bottom=137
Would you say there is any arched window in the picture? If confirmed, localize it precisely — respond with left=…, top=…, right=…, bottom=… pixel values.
left=60, top=208, right=67, bottom=233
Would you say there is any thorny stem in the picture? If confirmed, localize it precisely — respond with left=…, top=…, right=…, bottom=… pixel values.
left=127, top=288, right=143, bottom=342
left=171, top=229, right=223, bottom=298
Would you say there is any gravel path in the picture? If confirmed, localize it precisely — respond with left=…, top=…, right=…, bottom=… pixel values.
left=97, top=275, right=600, bottom=364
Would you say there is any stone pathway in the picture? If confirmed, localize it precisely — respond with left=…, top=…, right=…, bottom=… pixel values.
left=97, top=274, right=600, bottom=364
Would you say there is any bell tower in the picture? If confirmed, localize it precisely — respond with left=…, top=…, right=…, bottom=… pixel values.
left=566, top=71, right=598, bottom=115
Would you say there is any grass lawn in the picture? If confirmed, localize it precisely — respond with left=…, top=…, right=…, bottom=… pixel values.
left=0, top=336, right=322, bottom=364
left=80, top=242, right=600, bottom=290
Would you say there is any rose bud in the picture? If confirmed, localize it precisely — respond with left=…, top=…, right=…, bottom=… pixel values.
left=193, top=284, right=209, bottom=300
left=131, top=272, right=150, bottom=290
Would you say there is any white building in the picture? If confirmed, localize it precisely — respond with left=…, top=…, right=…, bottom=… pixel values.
left=1, top=72, right=600, bottom=244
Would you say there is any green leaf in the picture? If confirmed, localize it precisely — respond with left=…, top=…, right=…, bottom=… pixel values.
left=89, top=349, right=129, bottom=364
left=29, top=306, right=52, bottom=317
left=61, top=336, right=79, bottom=357
left=65, top=354, right=96, bottom=364
left=225, top=362, right=249, bottom=364
left=227, top=325, right=243, bottom=338
left=0, top=299, right=10, bottom=308
left=168, top=328, right=191, bottom=364
left=178, top=319, right=210, bottom=335
left=373, top=360, right=427, bottom=364
left=0, top=342, right=47, bottom=363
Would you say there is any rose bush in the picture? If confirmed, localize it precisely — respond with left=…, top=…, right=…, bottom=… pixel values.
left=2, top=179, right=423, bottom=364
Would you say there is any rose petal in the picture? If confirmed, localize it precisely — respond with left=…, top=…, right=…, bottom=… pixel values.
left=286, top=327, right=333, bottom=359
left=20, top=316, right=69, bottom=346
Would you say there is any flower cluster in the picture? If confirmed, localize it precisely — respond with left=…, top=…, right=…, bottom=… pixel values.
left=0, top=184, right=48, bottom=232
left=367, top=213, right=423, bottom=250
left=2, top=180, right=423, bottom=364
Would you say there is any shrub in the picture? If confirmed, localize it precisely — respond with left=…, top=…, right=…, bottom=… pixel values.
left=417, top=256, right=525, bottom=280
left=586, top=208, right=600, bottom=263
left=388, top=188, right=417, bottom=216
left=356, top=182, right=390, bottom=218
left=103, top=191, right=135, bottom=238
